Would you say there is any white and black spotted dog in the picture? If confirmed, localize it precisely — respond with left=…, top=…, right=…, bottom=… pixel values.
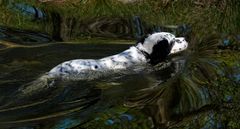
left=47, top=32, right=188, bottom=80
left=19, top=32, right=188, bottom=94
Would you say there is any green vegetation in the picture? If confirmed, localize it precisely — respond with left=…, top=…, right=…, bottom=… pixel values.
left=1, top=0, right=240, bottom=40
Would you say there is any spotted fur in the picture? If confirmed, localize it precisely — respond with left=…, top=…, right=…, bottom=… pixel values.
left=48, top=32, right=188, bottom=80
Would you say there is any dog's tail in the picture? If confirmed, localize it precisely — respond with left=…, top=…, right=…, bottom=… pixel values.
left=19, top=73, right=56, bottom=96
left=0, top=73, right=57, bottom=109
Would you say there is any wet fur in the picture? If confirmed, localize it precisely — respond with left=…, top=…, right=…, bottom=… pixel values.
left=16, top=32, right=188, bottom=96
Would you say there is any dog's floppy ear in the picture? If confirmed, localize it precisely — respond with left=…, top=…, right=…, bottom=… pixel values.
left=148, top=39, right=171, bottom=65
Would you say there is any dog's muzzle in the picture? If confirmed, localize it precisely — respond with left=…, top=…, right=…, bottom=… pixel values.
left=170, top=37, right=188, bottom=54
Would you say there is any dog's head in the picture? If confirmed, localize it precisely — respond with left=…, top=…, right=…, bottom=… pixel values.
left=136, top=32, right=188, bottom=65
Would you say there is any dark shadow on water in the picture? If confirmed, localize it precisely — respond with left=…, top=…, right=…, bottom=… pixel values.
left=0, top=26, right=52, bottom=45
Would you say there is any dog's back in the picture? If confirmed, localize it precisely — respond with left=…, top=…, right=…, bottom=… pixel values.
left=48, top=46, right=147, bottom=80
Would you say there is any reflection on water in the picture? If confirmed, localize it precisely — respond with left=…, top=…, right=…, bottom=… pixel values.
left=0, top=26, right=52, bottom=45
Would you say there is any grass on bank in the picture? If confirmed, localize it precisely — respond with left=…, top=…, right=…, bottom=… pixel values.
left=0, top=0, right=240, bottom=40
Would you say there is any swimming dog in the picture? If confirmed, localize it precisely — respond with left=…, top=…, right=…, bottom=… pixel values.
left=13, top=31, right=188, bottom=96
left=47, top=32, right=188, bottom=80
left=0, top=32, right=188, bottom=107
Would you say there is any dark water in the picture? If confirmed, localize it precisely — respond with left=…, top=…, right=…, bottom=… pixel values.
left=0, top=26, right=52, bottom=45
